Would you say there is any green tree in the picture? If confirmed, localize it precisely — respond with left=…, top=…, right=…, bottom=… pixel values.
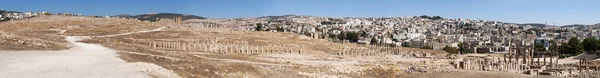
left=560, top=37, right=584, bottom=57
left=255, top=23, right=263, bottom=31
left=275, top=25, right=284, bottom=32
left=442, top=46, right=459, bottom=54
left=559, top=42, right=569, bottom=56
left=569, top=37, right=584, bottom=55
left=431, top=16, right=443, bottom=20
left=582, top=38, right=598, bottom=53
left=361, top=31, right=368, bottom=37
left=402, top=42, right=411, bottom=47
left=370, top=37, right=378, bottom=45
left=328, top=34, right=338, bottom=40
left=457, top=42, right=467, bottom=54
left=534, top=43, right=546, bottom=51
left=338, top=32, right=347, bottom=41
left=419, top=15, right=430, bottom=19
left=345, top=32, right=360, bottom=42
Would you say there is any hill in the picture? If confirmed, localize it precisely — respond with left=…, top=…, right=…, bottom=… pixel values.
left=0, top=15, right=165, bottom=50
left=562, top=24, right=586, bottom=27
left=115, top=13, right=206, bottom=22
left=517, top=23, right=547, bottom=27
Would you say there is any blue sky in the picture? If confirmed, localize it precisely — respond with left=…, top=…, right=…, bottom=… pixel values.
left=1, top=0, right=599, bottom=25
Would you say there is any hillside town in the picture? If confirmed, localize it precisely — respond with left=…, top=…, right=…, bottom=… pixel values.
left=217, top=15, right=600, bottom=54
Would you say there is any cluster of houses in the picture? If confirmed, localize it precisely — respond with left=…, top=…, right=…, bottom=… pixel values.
left=2, top=10, right=598, bottom=54
left=229, top=15, right=600, bottom=54
left=0, top=10, right=51, bottom=20
left=0, top=10, right=93, bottom=21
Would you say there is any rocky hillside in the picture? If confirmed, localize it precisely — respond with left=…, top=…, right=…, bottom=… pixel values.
left=114, top=13, right=206, bottom=22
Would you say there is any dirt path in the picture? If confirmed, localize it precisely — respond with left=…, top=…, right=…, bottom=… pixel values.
left=95, top=26, right=167, bottom=38
left=0, top=27, right=181, bottom=78
left=558, top=53, right=599, bottom=64
left=192, top=54, right=293, bottom=66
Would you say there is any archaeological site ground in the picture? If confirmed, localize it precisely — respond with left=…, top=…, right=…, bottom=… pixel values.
left=1, top=15, right=599, bottom=78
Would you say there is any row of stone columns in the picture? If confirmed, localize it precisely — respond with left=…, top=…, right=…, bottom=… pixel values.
left=338, top=47, right=402, bottom=56
left=148, top=41, right=303, bottom=54
left=337, top=47, right=433, bottom=57
left=184, top=23, right=221, bottom=28
left=458, top=59, right=528, bottom=72
left=533, top=54, right=559, bottom=67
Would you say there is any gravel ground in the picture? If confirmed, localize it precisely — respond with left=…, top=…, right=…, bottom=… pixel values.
left=0, top=36, right=180, bottom=78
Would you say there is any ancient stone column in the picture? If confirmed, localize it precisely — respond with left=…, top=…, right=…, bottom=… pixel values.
left=196, top=43, right=200, bottom=51
left=166, top=42, right=170, bottom=50
left=253, top=45, right=256, bottom=54
left=229, top=45, right=233, bottom=54
left=225, top=45, right=230, bottom=54
left=151, top=41, right=155, bottom=49
left=233, top=45, right=237, bottom=53
left=211, top=44, right=214, bottom=53
left=529, top=49, right=534, bottom=65
left=203, top=44, right=207, bottom=52
left=174, top=42, right=178, bottom=50
left=158, top=42, right=162, bottom=49
left=503, top=54, right=507, bottom=63
left=163, top=42, right=167, bottom=49
left=215, top=44, right=220, bottom=53
left=155, top=41, right=159, bottom=49
left=549, top=56, right=553, bottom=67
left=245, top=45, right=249, bottom=54
left=543, top=54, right=547, bottom=66
left=150, top=41, right=154, bottom=49
left=349, top=48, right=354, bottom=55
left=192, top=43, right=196, bottom=51
left=175, top=42, right=178, bottom=50
left=356, top=48, right=359, bottom=56
left=166, top=42, right=171, bottom=50
left=159, top=42, right=164, bottom=49
left=258, top=46, right=262, bottom=54
left=190, top=43, right=195, bottom=51
left=223, top=44, right=227, bottom=54
left=555, top=55, right=559, bottom=67
left=186, top=42, right=190, bottom=51
left=202, top=44, right=206, bottom=52
left=171, top=42, right=175, bottom=50
left=579, top=59, right=582, bottom=72
left=175, top=42, right=180, bottom=50
left=210, top=44, right=215, bottom=53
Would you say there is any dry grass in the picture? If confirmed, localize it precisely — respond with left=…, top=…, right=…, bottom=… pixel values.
left=0, top=15, right=163, bottom=36
left=0, top=31, right=68, bottom=50
left=0, top=16, right=163, bottom=50
left=82, top=26, right=450, bottom=77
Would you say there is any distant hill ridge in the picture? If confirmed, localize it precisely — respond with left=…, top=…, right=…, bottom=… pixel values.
left=516, top=23, right=592, bottom=27
left=113, top=13, right=206, bottom=22
left=517, top=23, right=547, bottom=27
